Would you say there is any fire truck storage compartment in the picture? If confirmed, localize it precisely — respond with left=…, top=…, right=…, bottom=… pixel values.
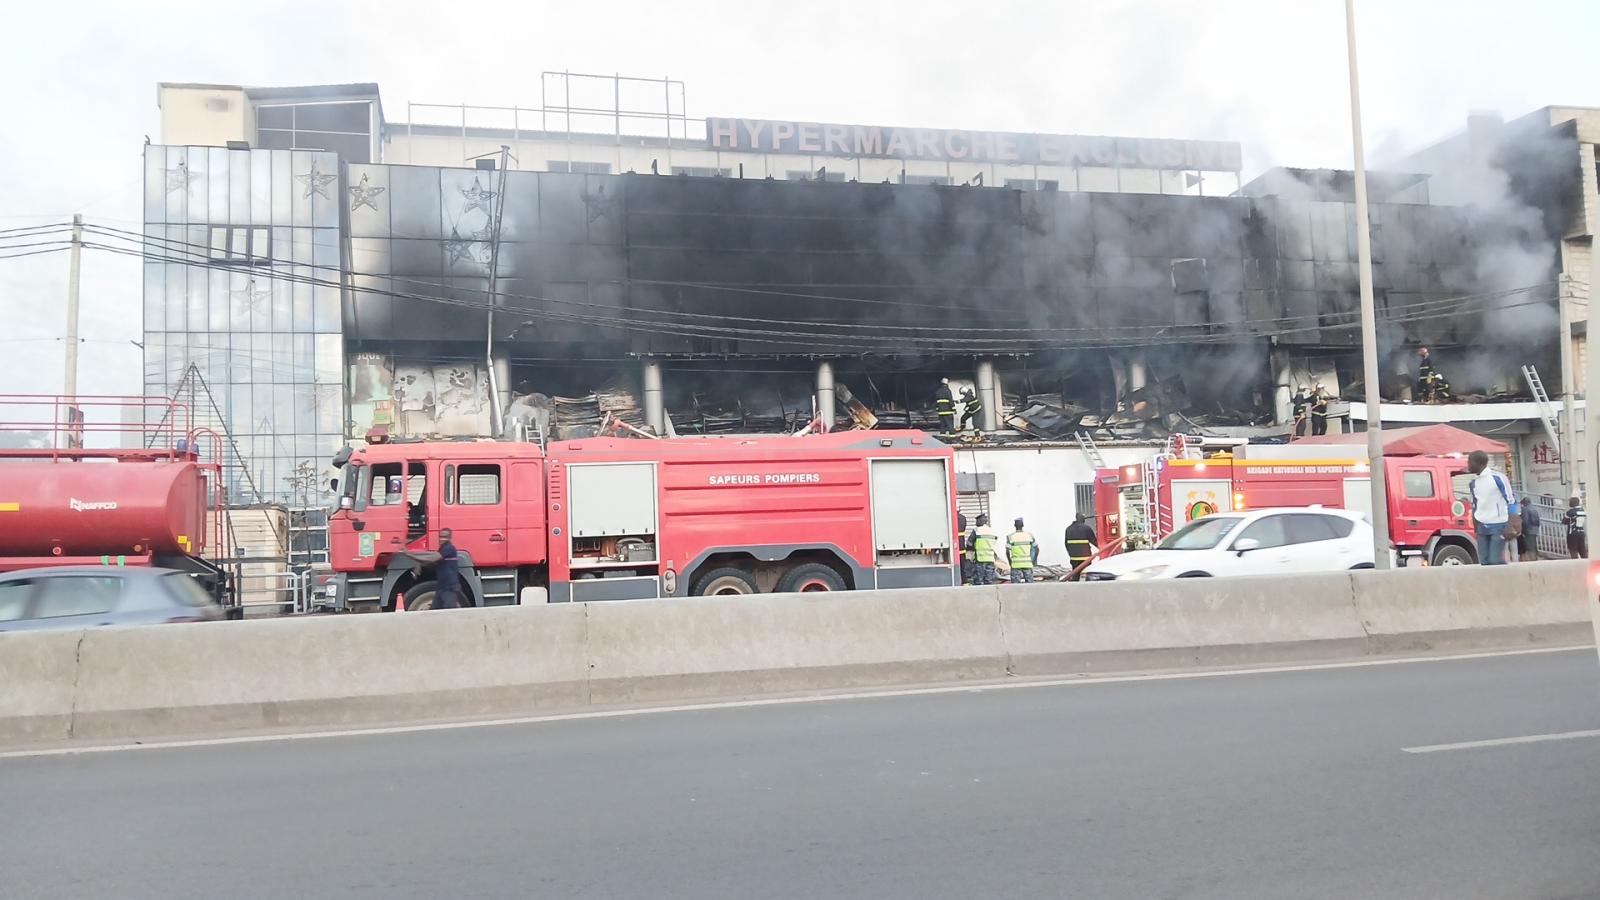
left=870, top=458, right=952, bottom=564
left=566, top=462, right=659, bottom=566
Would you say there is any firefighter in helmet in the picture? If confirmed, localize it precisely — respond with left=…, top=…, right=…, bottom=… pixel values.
left=1417, top=347, right=1451, bottom=403
left=934, top=378, right=956, bottom=434
left=1309, top=382, right=1331, bottom=436
left=1290, top=384, right=1312, bottom=438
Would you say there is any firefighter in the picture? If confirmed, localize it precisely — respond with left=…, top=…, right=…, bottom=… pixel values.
left=958, top=511, right=975, bottom=584
left=1417, top=347, right=1451, bottom=403
left=1290, top=384, right=1312, bottom=439
left=934, top=378, right=956, bottom=434
left=1006, top=517, right=1039, bottom=584
left=969, top=514, right=1000, bottom=585
left=1310, top=382, right=1331, bottom=436
left=958, top=385, right=981, bottom=434
left=1064, top=513, right=1099, bottom=578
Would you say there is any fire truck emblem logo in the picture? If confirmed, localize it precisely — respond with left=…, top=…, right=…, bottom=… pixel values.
left=1451, top=500, right=1466, bottom=517
left=69, top=498, right=119, bottom=512
left=1187, top=499, right=1217, bottom=520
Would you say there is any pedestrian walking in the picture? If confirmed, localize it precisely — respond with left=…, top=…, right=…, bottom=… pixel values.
left=1518, top=497, right=1542, bottom=561
left=433, top=528, right=462, bottom=608
left=1064, top=514, right=1099, bottom=578
left=1466, top=450, right=1519, bottom=566
left=969, top=514, right=999, bottom=585
left=1565, top=496, right=1587, bottom=559
left=1006, top=518, right=1038, bottom=584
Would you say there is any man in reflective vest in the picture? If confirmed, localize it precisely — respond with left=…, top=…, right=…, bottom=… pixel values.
left=1007, top=518, right=1039, bottom=584
left=934, top=378, right=956, bottom=434
left=969, top=514, right=1000, bottom=585
left=1309, top=382, right=1331, bottom=436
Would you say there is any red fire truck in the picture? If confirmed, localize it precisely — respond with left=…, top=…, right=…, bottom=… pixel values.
left=1094, top=444, right=1483, bottom=566
left=328, top=430, right=958, bottom=609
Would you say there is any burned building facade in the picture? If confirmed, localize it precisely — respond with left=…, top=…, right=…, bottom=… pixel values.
left=143, top=80, right=1571, bottom=504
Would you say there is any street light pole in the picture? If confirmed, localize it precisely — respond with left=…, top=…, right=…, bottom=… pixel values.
left=1344, top=0, right=1391, bottom=567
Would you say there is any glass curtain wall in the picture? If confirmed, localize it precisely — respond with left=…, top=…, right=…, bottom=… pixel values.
left=142, top=145, right=345, bottom=505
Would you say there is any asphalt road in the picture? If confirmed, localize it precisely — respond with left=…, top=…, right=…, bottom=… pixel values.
left=4, top=649, right=1600, bottom=900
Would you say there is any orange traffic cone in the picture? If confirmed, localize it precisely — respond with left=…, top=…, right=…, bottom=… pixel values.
left=395, top=592, right=406, bottom=612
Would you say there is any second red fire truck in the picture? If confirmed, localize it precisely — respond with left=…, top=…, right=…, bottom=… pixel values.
left=1094, top=433, right=1499, bottom=567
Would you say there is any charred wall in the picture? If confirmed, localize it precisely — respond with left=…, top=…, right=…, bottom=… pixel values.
left=343, top=166, right=1555, bottom=398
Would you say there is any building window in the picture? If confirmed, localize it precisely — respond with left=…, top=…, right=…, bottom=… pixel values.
left=902, top=174, right=951, bottom=186
left=1006, top=179, right=1059, bottom=191
left=256, top=101, right=373, bottom=163
left=1074, top=483, right=1096, bottom=519
left=207, top=225, right=271, bottom=266
left=673, top=166, right=731, bottom=178
left=547, top=161, right=612, bottom=174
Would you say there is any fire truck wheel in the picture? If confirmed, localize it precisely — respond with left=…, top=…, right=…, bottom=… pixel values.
left=1430, top=544, right=1473, bottom=566
left=777, top=563, right=847, bottom=593
left=400, top=580, right=445, bottom=611
left=691, top=567, right=759, bottom=596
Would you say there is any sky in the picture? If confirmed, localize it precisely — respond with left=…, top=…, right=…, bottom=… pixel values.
left=0, top=0, right=1595, bottom=401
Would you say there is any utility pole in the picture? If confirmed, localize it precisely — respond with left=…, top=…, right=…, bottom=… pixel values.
left=61, top=213, right=83, bottom=450
left=1344, top=0, right=1390, bottom=567
left=1558, top=275, right=1579, bottom=490
left=483, top=145, right=512, bottom=437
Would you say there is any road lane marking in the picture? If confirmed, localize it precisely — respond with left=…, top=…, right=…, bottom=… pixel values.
left=0, top=645, right=1589, bottom=760
left=1403, top=728, right=1600, bottom=754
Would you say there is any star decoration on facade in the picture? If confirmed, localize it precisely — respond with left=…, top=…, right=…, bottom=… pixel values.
left=296, top=161, right=337, bottom=200
left=441, top=227, right=484, bottom=267
left=231, top=278, right=272, bottom=313
left=581, top=184, right=614, bottom=223
left=163, top=160, right=196, bottom=194
left=348, top=173, right=386, bottom=212
left=460, top=177, right=497, bottom=216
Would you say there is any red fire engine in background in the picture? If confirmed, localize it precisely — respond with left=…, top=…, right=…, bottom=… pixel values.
left=1094, top=427, right=1505, bottom=567
left=328, top=429, right=959, bottom=610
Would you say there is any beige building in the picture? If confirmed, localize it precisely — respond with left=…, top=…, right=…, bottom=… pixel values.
left=157, top=75, right=1245, bottom=196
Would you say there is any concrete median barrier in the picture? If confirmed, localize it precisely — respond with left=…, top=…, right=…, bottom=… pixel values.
left=0, top=564, right=1590, bottom=749
left=1350, top=560, right=1589, bottom=651
left=999, top=573, right=1371, bottom=676
left=586, top=585, right=1008, bottom=704
left=62, top=603, right=590, bottom=742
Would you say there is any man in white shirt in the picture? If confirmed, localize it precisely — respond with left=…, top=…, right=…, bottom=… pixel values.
left=1467, top=450, right=1520, bottom=565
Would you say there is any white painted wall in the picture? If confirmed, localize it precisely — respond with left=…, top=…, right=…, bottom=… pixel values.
left=954, top=444, right=1156, bottom=566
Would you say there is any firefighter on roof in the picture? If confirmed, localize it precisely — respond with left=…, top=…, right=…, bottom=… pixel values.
left=1290, top=384, right=1312, bottom=439
left=1417, top=347, right=1451, bottom=403
left=1310, top=382, right=1331, bottom=436
left=958, top=385, right=981, bottom=434
left=934, top=378, right=956, bottom=434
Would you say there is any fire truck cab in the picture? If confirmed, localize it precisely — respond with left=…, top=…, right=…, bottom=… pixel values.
left=329, top=430, right=959, bottom=610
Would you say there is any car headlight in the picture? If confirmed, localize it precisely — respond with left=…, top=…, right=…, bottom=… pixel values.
left=1116, top=564, right=1171, bottom=581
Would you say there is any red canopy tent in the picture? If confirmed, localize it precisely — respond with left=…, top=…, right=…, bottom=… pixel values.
left=1293, top=423, right=1508, bottom=456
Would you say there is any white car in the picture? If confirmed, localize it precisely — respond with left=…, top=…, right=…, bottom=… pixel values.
left=1082, top=507, right=1375, bottom=581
